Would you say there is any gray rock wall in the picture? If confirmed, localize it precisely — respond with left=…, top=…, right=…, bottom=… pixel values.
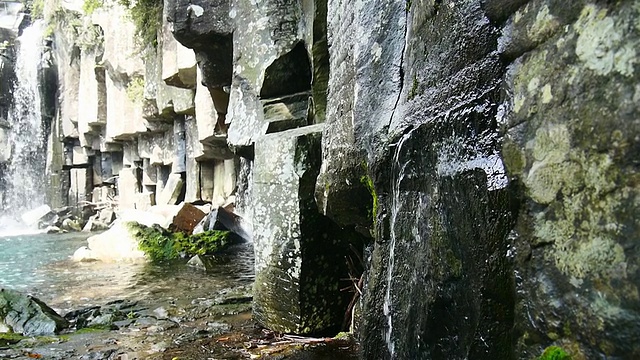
left=47, top=0, right=239, bottom=214
left=39, top=0, right=640, bottom=357
left=501, top=1, right=640, bottom=358
left=319, top=0, right=639, bottom=358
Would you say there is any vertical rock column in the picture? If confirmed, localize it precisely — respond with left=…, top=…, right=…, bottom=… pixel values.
left=253, top=124, right=354, bottom=335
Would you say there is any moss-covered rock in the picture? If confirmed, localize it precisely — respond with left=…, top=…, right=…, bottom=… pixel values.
left=127, top=222, right=234, bottom=262
left=539, top=346, right=571, bottom=360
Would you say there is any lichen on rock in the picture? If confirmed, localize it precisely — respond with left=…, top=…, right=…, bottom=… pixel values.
left=574, top=4, right=638, bottom=77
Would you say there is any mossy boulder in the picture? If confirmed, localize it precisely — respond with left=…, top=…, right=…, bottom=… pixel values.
left=127, top=221, right=235, bottom=262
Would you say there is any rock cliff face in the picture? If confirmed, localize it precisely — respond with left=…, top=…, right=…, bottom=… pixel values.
left=3, top=0, right=637, bottom=357
left=320, top=0, right=639, bottom=358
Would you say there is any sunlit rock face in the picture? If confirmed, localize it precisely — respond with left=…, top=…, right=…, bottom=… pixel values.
left=252, top=124, right=363, bottom=335
left=0, top=288, right=69, bottom=336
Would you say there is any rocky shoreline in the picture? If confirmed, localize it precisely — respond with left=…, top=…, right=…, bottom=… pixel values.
left=1, top=252, right=357, bottom=360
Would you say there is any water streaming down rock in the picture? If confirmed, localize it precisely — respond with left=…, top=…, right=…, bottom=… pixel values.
left=1, top=21, right=48, bottom=225
left=383, top=129, right=414, bottom=358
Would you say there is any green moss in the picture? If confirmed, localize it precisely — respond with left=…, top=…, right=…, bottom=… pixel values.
left=502, top=139, right=527, bottom=176
left=73, top=325, right=112, bottom=334
left=539, top=346, right=571, bottom=360
left=359, top=163, right=378, bottom=226
left=127, top=222, right=233, bottom=263
left=0, top=333, right=68, bottom=347
left=408, top=74, right=419, bottom=100
left=126, top=76, right=145, bottom=104
left=0, top=332, right=25, bottom=346
left=174, top=230, right=234, bottom=257
left=82, top=0, right=103, bottom=15
left=119, top=0, right=162, bottom=48
left=333, top=331, right=352, bottom=340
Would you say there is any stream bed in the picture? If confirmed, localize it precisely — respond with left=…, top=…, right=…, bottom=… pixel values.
left=0, top=232, right=357, bottom=359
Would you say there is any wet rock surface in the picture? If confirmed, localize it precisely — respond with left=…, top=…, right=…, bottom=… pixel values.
left=501, top=1, right=640, bottom=358
left=321, top=0, right=640, bottom=358
left=0, top=242, right=356, bottom=360
left=0, top=289, right=69, bottom=336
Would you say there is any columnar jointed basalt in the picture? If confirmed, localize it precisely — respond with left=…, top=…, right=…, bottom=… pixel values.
left=17, top=0, right=640, bottom=357
left=319, top=0, right=640, bottom=358
left=252, top=124, right=361, bottom=335
left=43, top=0, right=240, bottom=215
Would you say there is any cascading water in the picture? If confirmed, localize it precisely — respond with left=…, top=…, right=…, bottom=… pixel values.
left=0, top=21, right=48, bottom=230
left=383, top=129, right=414, bottom=359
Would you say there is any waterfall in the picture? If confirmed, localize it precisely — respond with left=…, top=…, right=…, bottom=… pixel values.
left=0, top=21, right=48, bottom=226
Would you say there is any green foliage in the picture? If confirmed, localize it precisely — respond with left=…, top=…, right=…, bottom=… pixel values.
left=43, top=23, right=55, bottom=38
left=126, top=76, right=145, bottom=104
left=539, top=346, right=571, bottom=360
left=29, top=0, right=45, bottom=19
left=127, top=222, right=234, bottom=263
left=119, top=0, right=163, bottom=48
left=82, top=0, right=103, bottom=15
left=408, top=74, right=419, bottom=100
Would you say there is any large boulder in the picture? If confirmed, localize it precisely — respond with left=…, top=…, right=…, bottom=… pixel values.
left=0, top=288, right=69, bottom=336
left=168, top=202, right=206, bottom=234
left=73, top=221, right=147, bottom=262
left=193, top=205, right=251, bottom=241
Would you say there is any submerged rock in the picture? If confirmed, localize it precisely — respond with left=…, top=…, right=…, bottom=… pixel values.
left=0, top=288, right=69, bottom=336
left=186, top=254, right=216, bottom=271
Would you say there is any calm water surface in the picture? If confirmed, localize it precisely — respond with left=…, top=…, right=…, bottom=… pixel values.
left=0, top=232, right=254, bottom=314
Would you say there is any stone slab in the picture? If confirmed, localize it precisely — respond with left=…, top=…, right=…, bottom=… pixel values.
left=156, top=173, right=183, bottom=205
